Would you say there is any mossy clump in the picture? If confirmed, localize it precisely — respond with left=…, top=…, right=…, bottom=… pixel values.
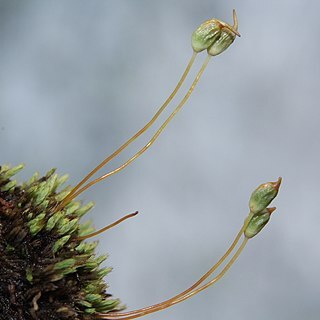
left=0, top=164, right=121, bottom=320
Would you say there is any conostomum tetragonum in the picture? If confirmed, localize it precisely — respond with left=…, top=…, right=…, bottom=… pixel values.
left=0, top=164, right=121, bottom=320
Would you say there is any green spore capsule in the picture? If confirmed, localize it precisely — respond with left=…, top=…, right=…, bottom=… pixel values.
left=249, top=177, right=282, bottom=214
left=207, top=28, right=237, bottom=56
left=192, top=19, right=223, bottom=53
left=192, top=9, right=240, bottom=55
left=244, top=207, right=276, bottom=238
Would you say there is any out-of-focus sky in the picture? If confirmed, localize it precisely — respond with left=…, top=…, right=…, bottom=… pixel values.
left=1, top=0, right=320, bottom=319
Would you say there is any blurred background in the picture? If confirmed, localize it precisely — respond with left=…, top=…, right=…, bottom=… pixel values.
left=1, top=0, right=319, bottom=319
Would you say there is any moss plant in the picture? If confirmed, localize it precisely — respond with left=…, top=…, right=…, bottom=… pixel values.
left=0, top=10, right=281, bottom=320
left=0, top=165, right=121, bottom=319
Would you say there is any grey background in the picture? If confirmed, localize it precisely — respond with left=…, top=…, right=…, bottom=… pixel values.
left=1, top=0, right=319, bottom=319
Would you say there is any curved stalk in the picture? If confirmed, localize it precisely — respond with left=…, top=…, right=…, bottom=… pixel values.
left=66, top=55, right=211, bottom=203
left=56, top=52, right=197, bottom=211
left=98, top=238, right=248, bottom=319
left=77, top=211, right=139, bottom=240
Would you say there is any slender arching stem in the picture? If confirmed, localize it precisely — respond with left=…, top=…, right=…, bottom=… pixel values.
left=56, top=52, right=197, bottom=212
left=148, top=238, right=249, bottom=313
left=77, top=211, right=139, bottom=240
left=98, top=238, right=248, bottom=319
left=99, top=214, right=253, bottom=318
left=65, top=55, right=212, bottom=204
left=101, top=227, right=244, bottom=317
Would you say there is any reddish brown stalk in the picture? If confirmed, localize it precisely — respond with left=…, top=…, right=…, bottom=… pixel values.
left=78, top=211, right=139, bottom=240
